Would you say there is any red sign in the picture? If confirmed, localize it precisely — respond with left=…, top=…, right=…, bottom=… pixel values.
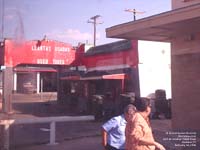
left=4, top=39, right=76, bottom=67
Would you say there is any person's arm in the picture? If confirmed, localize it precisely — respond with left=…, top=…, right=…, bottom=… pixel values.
left=102, top=128, right=108, bottom=147
left=138, top=138, right=165, bottom=150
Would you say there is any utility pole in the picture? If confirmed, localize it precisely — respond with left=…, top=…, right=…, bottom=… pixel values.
left=87, top=15, right=103, bottom=47
left=125, top=9, right=145, bottom=21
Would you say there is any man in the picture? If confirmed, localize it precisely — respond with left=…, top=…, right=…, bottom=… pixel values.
left=102, top=104, right=136, bottom=150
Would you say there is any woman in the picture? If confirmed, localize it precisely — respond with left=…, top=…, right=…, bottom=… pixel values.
left=125, top=97, right=165, bottom=150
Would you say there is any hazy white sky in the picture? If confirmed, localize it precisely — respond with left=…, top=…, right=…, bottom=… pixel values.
left=0, top=0, right=171, bottom=46
left=138, top=41, right=171, bottom=98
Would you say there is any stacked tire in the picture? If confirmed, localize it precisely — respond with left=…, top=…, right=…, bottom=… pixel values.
left=154, top=89, right=171, bottom=119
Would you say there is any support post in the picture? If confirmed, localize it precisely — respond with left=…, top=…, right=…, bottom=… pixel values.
left=121, top=79, right=125, bottom=93
left=2, top=67, right=13, bottom=113
left=3, top=123, right=10, bottom=150
left=49, top=121, right=57, bottom=145
left=56, top=66, right=62, bottom=103
left=13, top=72, right=17, bottom=93
left=36, top=72, right=40, bottom=94
left=1, top=67, right=13, bottom=150
left=40, top=77, right=43, bottom=101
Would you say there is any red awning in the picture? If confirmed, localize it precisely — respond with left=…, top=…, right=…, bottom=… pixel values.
left=102, top=73, right=129, bottom=80
left=81, top=73, right=129, bottom=80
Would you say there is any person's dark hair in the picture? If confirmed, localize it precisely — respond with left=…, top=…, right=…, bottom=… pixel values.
left=134, top=97, right=150, bottom=112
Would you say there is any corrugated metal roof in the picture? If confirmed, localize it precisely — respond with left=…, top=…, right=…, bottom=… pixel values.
left=84, top=40, right=132, bottom=56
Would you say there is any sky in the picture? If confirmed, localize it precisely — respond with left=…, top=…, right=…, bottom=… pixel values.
left=0, top=0, right=171, bottom=46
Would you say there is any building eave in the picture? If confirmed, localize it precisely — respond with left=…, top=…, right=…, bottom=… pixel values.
left=106, top=3, right=200, bottom=42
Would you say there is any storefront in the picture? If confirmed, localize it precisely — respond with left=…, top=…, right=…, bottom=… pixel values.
left=0, top=39, right=77, bottom=112
left=13, top=66, right=57, bottom=93
left=0, top=39, right=76, bottom=94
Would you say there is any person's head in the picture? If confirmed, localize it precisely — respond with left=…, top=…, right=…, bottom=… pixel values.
left=134, top=97, right=151, bottom=116
left=124, top=104, right=137, bottom=121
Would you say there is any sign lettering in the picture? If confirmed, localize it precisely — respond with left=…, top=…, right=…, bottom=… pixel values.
left=55, top=47, right=70, bottom=52
left=32, top=45, right=51, bottom=51
left=4, top=40, right=76, bottom=67
left=53, top=59, right=65, bottom=64
left=37, top=59, right=49, bottom=64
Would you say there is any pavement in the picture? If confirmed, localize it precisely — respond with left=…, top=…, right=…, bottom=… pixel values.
left=8, top=118, right=199, bottom=150
left=10, top=121, right=103, bottom=150
left=16, top=136, right=103, bottom=150
left=5, top=118, right=175, bottom=150
left=0, top=93, right=199, bottom=150
left=8, top=119, right=172, bottom=150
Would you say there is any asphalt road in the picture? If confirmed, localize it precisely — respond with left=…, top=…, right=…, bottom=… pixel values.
left=8, top=121, right=102, bottom=149
left=14, top=136, right=103, bottom=150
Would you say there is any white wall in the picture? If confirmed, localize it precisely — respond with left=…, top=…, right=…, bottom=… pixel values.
left=138, top=41, right=171, bottom=99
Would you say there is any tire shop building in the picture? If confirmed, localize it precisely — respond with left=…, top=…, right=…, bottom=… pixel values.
left=0, top=38, right=140, bottom=114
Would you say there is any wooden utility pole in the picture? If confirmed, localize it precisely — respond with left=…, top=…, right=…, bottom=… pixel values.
left=88, top=15, right=103, bottom=47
